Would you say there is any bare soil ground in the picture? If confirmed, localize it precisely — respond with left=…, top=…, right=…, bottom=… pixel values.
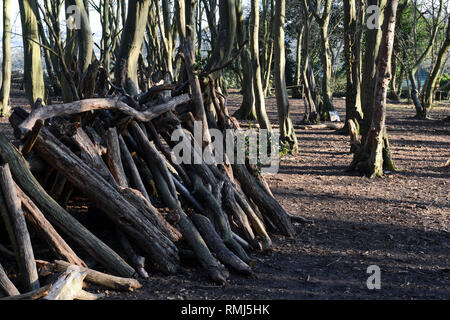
left=1, top=89, right=449, bottom=300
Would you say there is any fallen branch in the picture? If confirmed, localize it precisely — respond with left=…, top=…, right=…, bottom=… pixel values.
left=0, top=284, right=51, bottom=300
left=43, top=265, right=103, bottom=300
left=18, top=94, right=191, bottom=136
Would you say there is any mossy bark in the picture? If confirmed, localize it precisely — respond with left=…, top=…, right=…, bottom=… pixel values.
left=114, top=0, right=151, bottom=93
left=18, top=0, right=45, bottom=105
left=421, top=16, right=450, bottom=109
left=274, top=0, right=298, bottom=155
left=250, top=0, right=272, bottom=132
left=233, top=0, right=256, bottom=120
left=350, top=0, right=399, bottom=178
left=341, top=0, right=363, bottom=135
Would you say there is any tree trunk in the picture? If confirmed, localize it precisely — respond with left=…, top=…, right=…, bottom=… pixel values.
left=274, top=0, right=298, bottom=155
left=421, top=16, right=450, bottom=109
left=18, top=0, right=45, bottom=105
left=114, top=0, right=151, bottom=93
left=342, top=0, right=363, bottom=135
left=292, top=24, right=304, bottom=99
left=312, top=0, right=335, bottom=118
left=352, top=0, right=399, bottom=178
left=233, top=0, right=256, bottom=120
left=0, top=0, right=11, bottom=116
left=250, top=0, right=272, bottom=132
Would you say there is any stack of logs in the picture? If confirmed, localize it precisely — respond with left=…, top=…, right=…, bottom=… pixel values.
left=0, top=82, right=303, bottom=300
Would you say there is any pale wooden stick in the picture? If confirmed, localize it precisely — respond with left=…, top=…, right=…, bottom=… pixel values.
left=0, top=164, right=40, bottom=291
left=0, top=262, right=20, bottom=296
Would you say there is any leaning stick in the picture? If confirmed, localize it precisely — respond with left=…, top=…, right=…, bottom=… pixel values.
left=0, top=164, right=40, bottom=291
left=0, top=284, right=52, bottom=300
left=0, top=262, right=20, bottom=296
left=16, top=184, right=86, bottom=267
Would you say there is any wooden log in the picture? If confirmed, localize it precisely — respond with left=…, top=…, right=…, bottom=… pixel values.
left=150, top=164, right=228, bottom=285
left=84, top=126, right=106, bottom=155
left=191, top=214, right=253, bottom=276
left=222, top=182, right=260, bottom=251
left=0, top=164, right=40, bottom=291
left=18, top=94, right=191, bottom=136
left=119, top=134, right=150, bottom=201
left=0, top=262, right=20, bottom=296
left=0, top=284, right=51, bottom=300
left=72, top=126, right=181, bottom=243
left=0, top=133, right=135, bottom=277
left=146, top=121, right=192, bottom=189
left=116, top=230, right=149, bottom=278
left=36, top=260, right=142, bottom=291
left=21, top=120, right=43, bottom=157
left=43, top=265, right=103, bottom=300
left=105, top=127, right=129, bottom=187
left=48, top=172, right=67, bottom=202
left=16, top=184, right=86, bottom=267
left=0, top=190, right=19, bottom=261
left=232, top=164, right=296, bottom=237
left=192, top=175, right=250, bottom=263
left=133, top=155, right=158, bottom=197
left=233, top=187, right=272, bottom=251
left=131, top=121, right=177, bottom=199
left=72, top=127, right=115, bottom=184
left=29, top=128, right=180, bottom=274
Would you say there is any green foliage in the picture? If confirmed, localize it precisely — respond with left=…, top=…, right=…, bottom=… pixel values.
left=440, top=73, right=450, bottom=87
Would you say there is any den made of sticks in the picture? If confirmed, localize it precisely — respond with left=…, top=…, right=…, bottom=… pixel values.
left=0, top=0, right=448, bottom=301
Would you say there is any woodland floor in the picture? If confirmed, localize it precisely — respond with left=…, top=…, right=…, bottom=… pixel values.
left=1, top=89, right=449, bottom=300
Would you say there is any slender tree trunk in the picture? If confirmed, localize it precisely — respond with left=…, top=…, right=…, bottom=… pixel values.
left=251, top=0, right=272, bottom=132
left=115, top=0, right=151, bottom=94
left=341, top=0, right=363, bottom=134
left=74, top=0, right=93, bottom=74
left=233, top=0, right=256, bottom=120
left=274, top=0, right=298, bottom=154
left=409, top=0, right=443, bottom=118
left=313, top=0, right=335, bottom=118
left=351, top=0, right=399, bottom=178
left=102, top=0, right=111, bottom=74
left=161, top=0, right=174, bottom=77
left=421, top=16, right=450, bottom=109
left=0, top=0, right=11, bottom=116
left=18, top=0, right=45, bottom=105
left=292, top=24, right=304, bottom=99
left=300, top=0, right=319, bottom=123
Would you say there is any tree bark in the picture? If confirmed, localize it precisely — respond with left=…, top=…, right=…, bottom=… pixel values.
left=0, top=263, right=20, bottom=296
left=342, top=0, right=363, bottom=135
left=250, top=0, right=272, bottom=132
left=114, top=0, right=151, bottom=93
left=421, top=16, right=450, bottom=109
left=0, top=164, right=40, bottom=291
left=353, top=0, right=399, bottom=177
left=18, top=0, right=45, bottom=104
left=0, top=132, right=135, bottom=277
left=274, top=0, right=298, bottom=155
left=0, top=0, right=11, bottom=116
left=17, top=185, right=86, bottom=267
